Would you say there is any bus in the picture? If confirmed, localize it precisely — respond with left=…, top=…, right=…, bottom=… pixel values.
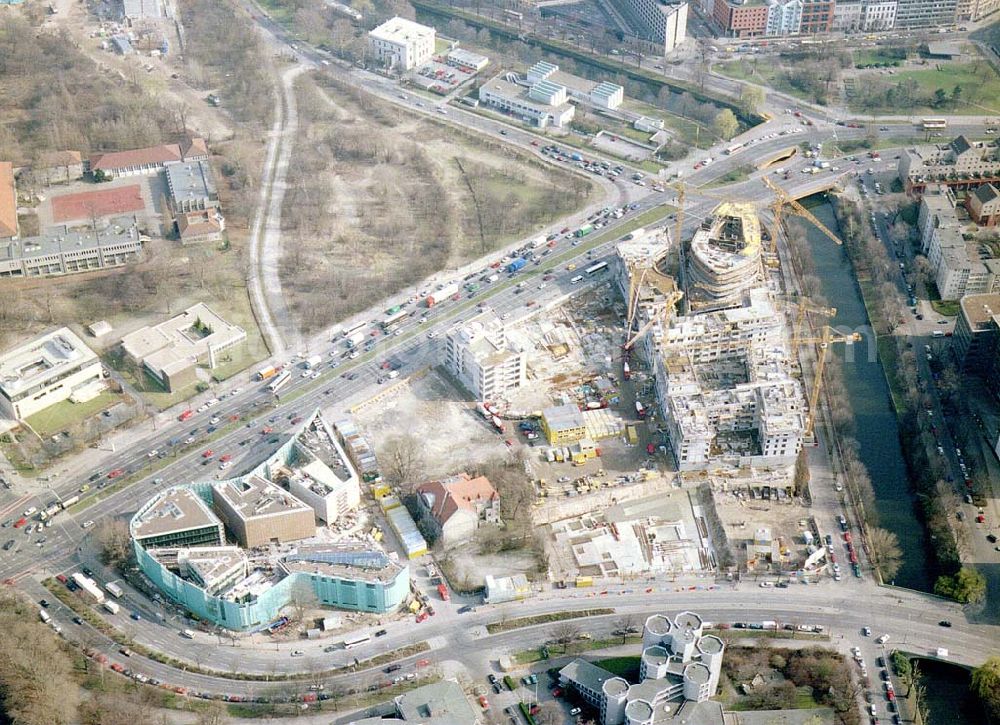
left=343, top=633, right=371, bottom=650
left=343, top=321, right=366, bottom=338
left=723, top=143, right=744, bottom=155
left=382, top=309, right=408, bottom=332
left=268, top=370, right=291, bottom=393
left=922, top=118, right=947, bottom=131
left=586, top=261, right=608, bottom=275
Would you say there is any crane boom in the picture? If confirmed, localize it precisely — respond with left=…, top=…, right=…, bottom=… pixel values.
left=763, top=176, right=842, bottom=250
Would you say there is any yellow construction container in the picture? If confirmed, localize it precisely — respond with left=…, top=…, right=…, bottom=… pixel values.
left=626, top=425, right=638, bottom=444
left=408, top=600, right=422, bottom=613
left=575, top=576, right=594, bottom=587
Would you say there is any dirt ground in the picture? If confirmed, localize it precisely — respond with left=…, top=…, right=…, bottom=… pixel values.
left=277, top=73, right=599, bottom=334
left=354, top=370, right=509, bottom=481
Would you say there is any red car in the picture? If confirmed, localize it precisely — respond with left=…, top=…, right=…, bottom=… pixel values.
left=202, top=450, right=214, bottom=458
left=646, top=443, right=655, bottom=455
left=13, top=517, right=27, bottom=529
left=416, top=611, right=429, bottom=623
left=219, top=454, right=232, bottom=463
left=107, top=468, right=125, bottom=479
left=552, top=688, right=563, bottom=697
left=976, top=514, right=986, bottom=524
left=261, top=426, right=273, bottom=434
left=478, top=695, right=489, bottom=710
left=178, top=410, right=193, bottom=422
left=56, top=574, right=68, bottom=584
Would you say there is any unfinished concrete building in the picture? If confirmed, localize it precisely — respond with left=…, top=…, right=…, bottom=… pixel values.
left=686, top=202, right=764, bottom=312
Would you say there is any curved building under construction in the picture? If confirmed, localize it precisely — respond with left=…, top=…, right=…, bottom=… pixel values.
left=687, top=202, right=764, bottom=312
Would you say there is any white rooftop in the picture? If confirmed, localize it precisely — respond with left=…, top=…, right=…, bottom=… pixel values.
left=0, top=328, right=98, bottom=399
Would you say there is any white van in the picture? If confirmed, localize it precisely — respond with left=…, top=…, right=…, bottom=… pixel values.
left=570, top=275, right=584, bottom=284
left=180, top=629, right=195, bottom=639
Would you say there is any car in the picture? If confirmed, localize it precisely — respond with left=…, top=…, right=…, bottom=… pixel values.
left=552, top=688, right=563, bottom=697
left=82, top=520, right=95, bottom=529
left=290, top=650, right=305, bottom=657
left=72, top=616, right=83, bottom=625
left=130, top=612, right=141, bottom=620
left=107, top=469, right=124, bottom=479
left=988, top=534, right=997, bottom=543
left=938, top=620, right=952, bottom=627
left=120, top=647, right=132, bottom=657
left=375, top=629, right=387, bottom=637
left=384, top=664, right=401, bottom=673
left=39, top=599, right=49, bottom=608
left=202, top=450, right=214, bottom=458
left=570, top=707, right=582, bottom=716
left=478, top=695, right=490, bottom=709
left=488, top=673, right=498, bottom=685
left=458, top=605, right=474, bottom=614
left=863, top=627, right=872, bottom=636
left=2, top=540, right=14, bottom=551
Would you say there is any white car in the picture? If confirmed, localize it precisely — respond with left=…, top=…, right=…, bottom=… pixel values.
left=82, top=520, right=95, bottom=529
left=23, top=507, right=37, bottom=517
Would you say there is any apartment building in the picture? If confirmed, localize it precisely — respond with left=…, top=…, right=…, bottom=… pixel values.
left=899, top=135, right=1000, bottom=195
left=968, top=183, right=1000, bottom=226
left=766, top=0, right=803, bottom=34
left=612, top=0, right=689, bottom=53
left=893, top=0, right=958, bottom=27
left=799, top=0, right=836, bottom=32
left=367, top=16, right=435, bottom=71
left=713, top=0, right=770, bottom=37
left=956, top=0, right=1000, bottom=20
left=832, top=0, right=865, bottom=29
left=862, top=0, right=899, bottom=28
left=0, top=328, right=103, bottom=421
left=953, top=293, right=1000, bottom=374
left=443, top=312, right=525, bottom=400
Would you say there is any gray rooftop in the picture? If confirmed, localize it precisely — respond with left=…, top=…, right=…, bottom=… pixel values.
left=0, top=221, right=139, bottom=265
left=394, top=679, right=480, bottom=724
left=132, top=488, right=221, bottom=540
left=212, top=475, right=312, bottom=522
left=165, top=160, right=217, bottom=206
left=560, top=658, right=616, bottom=694
left=543, top=403, right=585, bottom=432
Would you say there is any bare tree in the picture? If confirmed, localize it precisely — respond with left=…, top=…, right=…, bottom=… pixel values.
left=868, top=527, right=903, bottom=582
left=551, top=621, right=582, bottom=653
left=382, top=434, right=426, bottom=488
left=95, top=519, right=133, bottom=570
left=612, top=615, right=638, bottom=645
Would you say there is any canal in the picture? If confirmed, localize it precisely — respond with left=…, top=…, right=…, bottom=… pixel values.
left=801, top=198, right=933, bottom=592
left=915, top=657, right=985, bottom=725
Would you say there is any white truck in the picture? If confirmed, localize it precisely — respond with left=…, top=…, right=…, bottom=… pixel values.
left=103, top=600, right=120, bottom=615
left=72, top=573, right=105, bottom=603
left=304, top=355, right=322, bottom=369
left=345, top=331, right=366, bottom=348
left=105, top=582, right=124, bottom=599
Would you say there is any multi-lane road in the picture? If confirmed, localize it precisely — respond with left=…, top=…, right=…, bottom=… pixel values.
left=1, top=3, right=998, bottom=707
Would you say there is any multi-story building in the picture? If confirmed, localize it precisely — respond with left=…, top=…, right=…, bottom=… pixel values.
left=0, top=328, right=103, bottom=421
left=953, top=293, right=1000, bottom=374
left=0, top=221, right=142, bottom=279
left=713, top=0, right=770, bottom=38
left=968, top=183, right=1000, bottom=226
left=212, top=475, right=315, bottom=548
left=559, top=611, right=726, bottom=725
left=443, top=312, right=525, bottom=401
left=478, top=75, right=576, bottom=128
left=281, top=414, right=361, bottom=525
left=766, top=0, right=803, bottom=35
left=131, top=487, right=225, bottom=549
left=0, top=161, right=17, bottom=240
left=686, top=203, right=765, bottom=312
left=541, top=403, right=589, bottom=445
left=862, top=0, right=898, bottom=28
left=899, top=136, right=1000, bottom=195
left=799, top=0, right=836, bottom=32
left=121, top=302, right=247, bottom=391
left=612, top=0, right=689, bottom=53
left=956, top=0, right=1000, bottom=20
left=920, top=187, right=1000, bottom=300
left=367, top=17, right=435, bottom=71
left=526, top=61, right=626, bottom=110
left=893, top=0, right=957, bottom=27
left=164, top=160, right=218, bottom=212
left=917, top=184, right=959, bottom=254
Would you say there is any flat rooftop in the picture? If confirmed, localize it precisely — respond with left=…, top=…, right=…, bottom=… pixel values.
left=395, top=680, right=480, bottom=725
left=132, top=488, right=220, bottom=540
left=0, top=219, right=138, bottom=264
left=543, top=403, right=585, bottom=431
left=369, top=16, right=434, bottom=44
left=959, top=293, right=1000, bottom=330
left=165, top=160, right=217, bottom=205
left=0, top=327, right=98, bottom=399
left=293, top=413, right=356, bottom=484
left=213, top=475, right=312, bottom=522
left=283, top=545, right=403, bottom=584
left=121, top=302, right=246, bottom=364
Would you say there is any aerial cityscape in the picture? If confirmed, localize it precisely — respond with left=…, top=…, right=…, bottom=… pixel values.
left=0, top=0, right=998, bottom=723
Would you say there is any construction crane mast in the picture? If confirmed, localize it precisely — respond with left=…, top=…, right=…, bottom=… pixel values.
left=793, top=327, right=862, bottom=439
left=774, top=295, right=838, bottom=341
left=623, top=289, right=683, bottom=350
left=762, top=176, right=842, bottom=253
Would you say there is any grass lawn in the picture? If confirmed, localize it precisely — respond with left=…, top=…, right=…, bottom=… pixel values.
left=853, top=49, right=905, bottom=68
left=851, top=60, right=1000, bottom=114
left=624, top=100, right=718, bottom=150
left=706, top=164, right=755, bottom=188
left=931, top=299, right=961, bottom=316
left=25, top=391, right=120, bottom=438
left=254, top=0, right=293, bottom=25
left=594, top=656, right=640, bottom=680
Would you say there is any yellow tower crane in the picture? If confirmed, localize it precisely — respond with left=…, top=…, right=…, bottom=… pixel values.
left=762, top=176, right=843, bottom=253
left=623, top=289, right=683, bottom=351
left=773, top=295, right=838, bottom=341
left=793, top=326, right=862, bottom=439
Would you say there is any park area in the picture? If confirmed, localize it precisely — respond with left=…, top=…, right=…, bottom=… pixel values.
left=850, top=59, right=1000, bottom=115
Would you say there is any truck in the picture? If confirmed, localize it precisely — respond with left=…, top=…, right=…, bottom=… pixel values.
left=575, top=224, right=594, bottom=238
left=39, top=609, right=51, bottom=623
left=256, top=365, right=278, bottom=381
left=436, top=583, right=450, bottom=601
left=491, top=415, right=505, bottom=433
left=426, top=283, right=459, bottom=307
left=105, top=582, right=124, bottom=599
left=346, top=331, right=366, bottom=348
left=72, top=573, right=105, bottom=603
left=507, top=258, right=527, bottom=273
left=635, top=401, right=646, bottom=419
left=530, top=236, right=546, bottom=248
left=103, top=600, right=120, bottom=615
left=304, top=355, right=322, bottom=370
left=626, top=425, right=638, bottom=444
left=623, top=361, right=631, bottom=380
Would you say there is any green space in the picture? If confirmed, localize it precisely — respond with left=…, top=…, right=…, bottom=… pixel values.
left=24, top=391, right=119, bottom=438
left=852, top=48, right=906, bottom=68
left=594, top=656, right=640, bottom=680
left=931, top=299, right=961, bottom=316
left=624, top=100, right=718, bottom=150
left=254, top=0, right=293, bottom=25
left=714, top=61, right=811, bottom=103
left=514, top=635, right=644, bottom=664
left=434, top=38, right=451, bottom=54
left=486, top=608, right=614, bottom=634
left=706, top=164, right=756, bottom=189
left=726, top=686, right=820, bottom=711
left=850, top=60, right=1000, bottom=114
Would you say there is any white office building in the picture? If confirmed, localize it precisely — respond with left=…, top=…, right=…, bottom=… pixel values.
left=367, top=17, right=435, bottom=71
left=478, top=75, right=576, bottom=128
left=0, top=328, right=103, bottom=421
left=612, top=0, right=689, bottom=54
left=443, top=312, right=526, bottom=401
